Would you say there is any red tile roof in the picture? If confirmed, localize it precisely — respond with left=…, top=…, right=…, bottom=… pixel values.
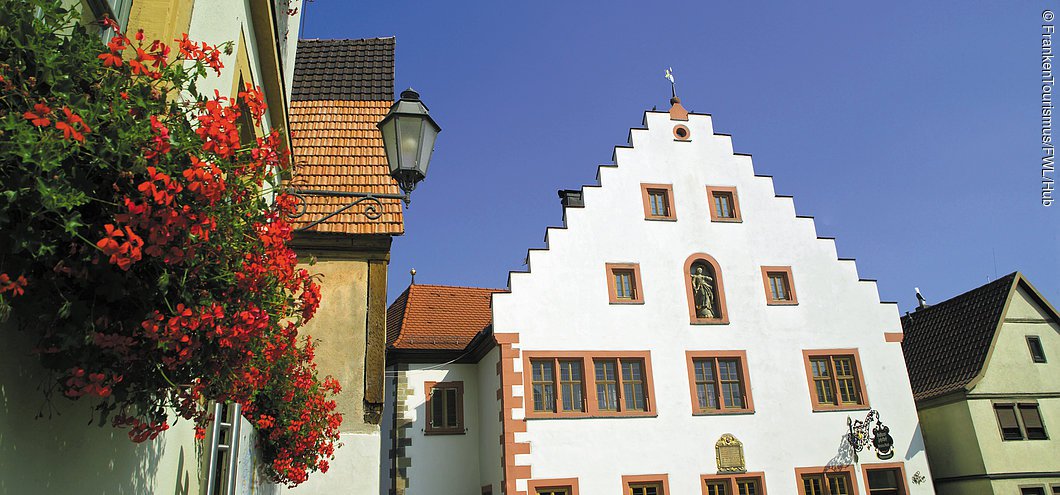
left=387, top=284, right=502, bottom=351
left=287, top=38, right=403, bottom=235
left=288, top=100, right=404, bottom=234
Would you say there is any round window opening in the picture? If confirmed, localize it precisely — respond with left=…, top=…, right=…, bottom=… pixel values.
left=673, top=124, right=690, bottom=140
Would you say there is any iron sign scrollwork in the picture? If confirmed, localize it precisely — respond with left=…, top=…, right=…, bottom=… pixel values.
left=846, top=409, right=895, bottom=462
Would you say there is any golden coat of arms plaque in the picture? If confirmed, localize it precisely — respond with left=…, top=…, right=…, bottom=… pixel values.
left=715, top=433, right=746, bottom=473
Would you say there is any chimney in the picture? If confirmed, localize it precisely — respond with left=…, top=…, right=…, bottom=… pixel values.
left=558, top=189, right=584, bottom=208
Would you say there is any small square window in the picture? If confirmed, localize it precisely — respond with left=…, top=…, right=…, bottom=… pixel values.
left=995, top=403, right=1024, bottom=440
left=606, top=263, right=644, bottom=304
left=707, top=186, right=742, bottom=222
left=641, top=183, right=677, bottom=220
left=736, top=478, right=762, bottom=495
left=1020, top=403, right=1048, bottom=440
left=703, top=474, right=766, bottom=495
left=425, top=381, right=464, bottom=435
left=993, top=402, right=1048, bottom=441
left=704, top=481, right=729, bottom=495
left=761, top=266, right=798, bottom=305
left=630, top=483, right=663, bottom=495
left=799, top=472, right=852, bottom=495
left=1027, top=336, right=1047, bottom=363
left=866, top=467, right=906, bottom=495
left=528, top=478, right=578, bottom=495
left=803, top=350, right=868, bottom=411
left=686, top=351, right=754, bottom=414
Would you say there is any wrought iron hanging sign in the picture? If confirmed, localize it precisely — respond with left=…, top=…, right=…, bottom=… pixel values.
left=846, top=409, right=895, bottom=462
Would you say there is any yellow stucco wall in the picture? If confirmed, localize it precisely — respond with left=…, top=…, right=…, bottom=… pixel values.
left=295, top=258, right=373, bottom=434
left=919, top=284, right=1060, bottom=495
left=931, top=478, right=993, bottom=495
left=990, top=479, right=1060, bottom=494
left=127, top=0, right=194, bottom=50
left=967, top=397, right=1060, bottom=474
left=917, top=399, right=986, bottom=479
left=974, top=287, right=1060, bottom=395
left=969, top=287, right=1059, bottom=475
left=0, top=324, right=200, bottom=495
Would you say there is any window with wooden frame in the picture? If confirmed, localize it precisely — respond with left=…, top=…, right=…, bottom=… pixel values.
left=623, top=474, right=669, bottom=495
left=593, top=358, right=648, bottom=412
left=707, top=186, right=742, bottom=222
left=802, top=350, right=869, bottom=411
left=530, top=358, right=585, bottom=413
left=524, top=351, right=656, bottom=419
left=630, top=484, right=662, bottom=495
left=606, top=263, right=644, bottom=304
left=994, top=402, right=1049, bottom=440
left=761, top=266, right=798, bottom=305
left=862, top=462, right=909, bottom=495
left=641, top=183, right=677, bottom=221
left=527, top=478, right=579, bottom=495
left=686, top=351, right=754, bottom=414
left=795, top=466, right=855, bottom=495
left=424, top=381, right=464, bottom=435
left=701, top=473, right=766, bottom=495
left=1027, top=335, right=1048, bottom=363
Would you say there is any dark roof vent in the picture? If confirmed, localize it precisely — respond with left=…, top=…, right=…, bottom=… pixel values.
left=558, top=189, right=584, bottom=208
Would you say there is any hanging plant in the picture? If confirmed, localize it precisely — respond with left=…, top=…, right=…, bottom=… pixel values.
left=0, top=0, right=339, bottom=486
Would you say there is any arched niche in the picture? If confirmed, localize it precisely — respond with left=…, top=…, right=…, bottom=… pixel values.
left=683, top=253, right=729, bottom=325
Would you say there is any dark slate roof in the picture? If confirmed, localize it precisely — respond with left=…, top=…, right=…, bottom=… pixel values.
left=291, top=38, right=394, bottom=101
left=900, top=273, right=1017, bottom=401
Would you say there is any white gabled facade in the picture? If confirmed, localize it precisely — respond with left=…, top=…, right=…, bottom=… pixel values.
left=386, top=99, right=936, bottom=495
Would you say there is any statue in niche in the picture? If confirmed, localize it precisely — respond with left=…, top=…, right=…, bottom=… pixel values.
left=690, top=263, right=717, bottom=319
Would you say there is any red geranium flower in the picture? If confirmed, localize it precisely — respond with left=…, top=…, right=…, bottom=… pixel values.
left=22, top=102, right=52, bottom=127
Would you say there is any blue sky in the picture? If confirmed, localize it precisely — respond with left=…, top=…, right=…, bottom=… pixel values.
left=302, top=2, right=1058, bottom=312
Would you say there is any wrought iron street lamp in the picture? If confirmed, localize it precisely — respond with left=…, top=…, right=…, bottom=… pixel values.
left=287, top=88, right=440, bottom=230
left=377, top=88, right=441, bottom=197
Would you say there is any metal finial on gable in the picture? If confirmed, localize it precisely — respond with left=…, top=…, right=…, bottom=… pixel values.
left=665, top=67, right=688, bottom=121
left=665, top=67, right=677, bottom=100
left=410, top=268, right=417, bottom=285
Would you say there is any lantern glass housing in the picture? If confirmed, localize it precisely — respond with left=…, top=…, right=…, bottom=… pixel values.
left=377, top=88, right=440, bottom=195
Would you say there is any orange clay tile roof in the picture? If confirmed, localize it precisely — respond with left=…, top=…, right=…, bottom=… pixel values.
left=387, top=284, right=503, bottom=351
left=287, top=39, right=403, bottom=235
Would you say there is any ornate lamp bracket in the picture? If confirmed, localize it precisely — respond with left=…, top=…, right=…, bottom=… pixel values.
left=285, top=189, right=409, bottom=232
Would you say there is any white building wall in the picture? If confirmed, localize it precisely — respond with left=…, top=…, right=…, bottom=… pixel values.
left=477, top=348, right=503, bottom=493
left=0, top=324, right=201, bottom=494
left=492, top=110, right=935, bottom=493
left=399, top=363, right=483, bottom=495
